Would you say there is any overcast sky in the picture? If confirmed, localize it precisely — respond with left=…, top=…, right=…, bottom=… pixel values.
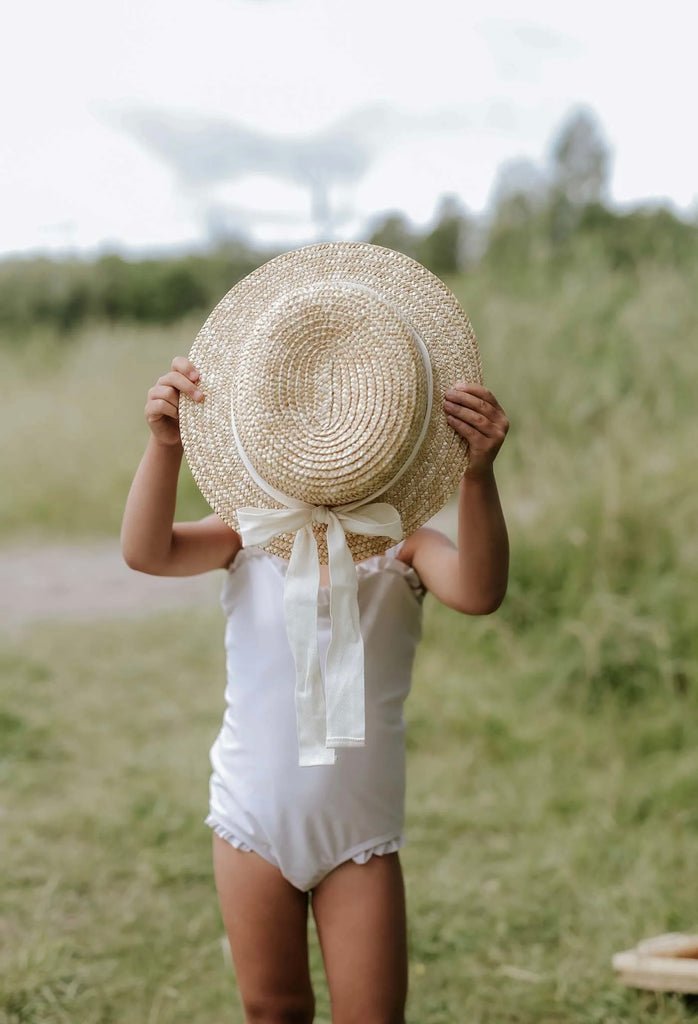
left=1, top=0, right=696, bottom=257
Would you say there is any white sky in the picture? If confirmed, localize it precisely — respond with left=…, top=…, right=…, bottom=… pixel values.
left=1, top=0, right=696, bottom=256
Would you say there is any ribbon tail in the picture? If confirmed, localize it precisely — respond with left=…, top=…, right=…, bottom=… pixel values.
left=284, top=524, right=336, bottom=766
left=324, top=513, right=366, bottom=749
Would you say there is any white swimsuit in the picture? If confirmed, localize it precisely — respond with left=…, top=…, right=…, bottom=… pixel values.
left=205, top=541, right=425, bottom=891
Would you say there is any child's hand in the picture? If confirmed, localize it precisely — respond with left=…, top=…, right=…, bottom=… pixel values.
left=145, top=356, right=203, bottom=447
left=443, top=382, right=509, bottom=479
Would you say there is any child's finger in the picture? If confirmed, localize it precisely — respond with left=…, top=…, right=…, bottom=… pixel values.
left=148, top=384, right=181, bottom=407
left=446, top=414, right=474, bottom=439
left=443, top=389, right=509, bottom=438
left=444, top=400, right=500, bottom=438
left=444, top=389, right=497, bottom=421
left=156, top=371, right=204, bottom=401
left=445, top=415, right=497, bottom=453
left=448, top=382, right=502, bottom=409
left=146, top=397, right=180, bottom=422
left=172, top=355, right=200, bottom=381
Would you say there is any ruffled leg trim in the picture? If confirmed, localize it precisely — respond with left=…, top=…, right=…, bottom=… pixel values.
left=205, top=814, right=253, bottom=852
left=351, top=835, right=403, bottom=864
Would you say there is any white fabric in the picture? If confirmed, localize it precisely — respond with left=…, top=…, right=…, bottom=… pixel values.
left=237, top=502, right=402, bottom=765
left=206, top=818, right=402, bottom=865
left=207, top=542, right=425, bottom=892
left=228, top=304, right=433, bottom=767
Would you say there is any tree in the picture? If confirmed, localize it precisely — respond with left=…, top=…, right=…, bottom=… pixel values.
left=550, top=108, right=610, bottom=207
left=416, top=195, right=471, bottom=275
left=490, top=157, right=549, bottom=217
left=483, top=160, right=549, bottom=276
left=367, top=211, right=418, bottom=259
left=547, top=108, right=611, bottom=243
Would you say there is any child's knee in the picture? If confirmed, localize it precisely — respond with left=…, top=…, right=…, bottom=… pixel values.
left=243, top=992, right=315, bottom=1024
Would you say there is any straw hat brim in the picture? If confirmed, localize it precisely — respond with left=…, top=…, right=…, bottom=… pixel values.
left=180, top=241, right=482, bottom=563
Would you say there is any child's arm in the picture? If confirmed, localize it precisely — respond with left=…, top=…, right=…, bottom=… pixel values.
left=401, top=383, right=509, bottom=614
left=121, top=356, right=241, bottom=576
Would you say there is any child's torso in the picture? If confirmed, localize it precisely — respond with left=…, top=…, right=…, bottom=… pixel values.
left=209, top=542, right=425, bottom=876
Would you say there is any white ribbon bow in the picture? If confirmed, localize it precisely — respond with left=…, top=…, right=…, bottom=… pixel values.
left=237, top=502, right=402, bottom=766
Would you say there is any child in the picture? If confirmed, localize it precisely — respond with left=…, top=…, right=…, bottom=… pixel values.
left=121, top=245, right=509, bottom=1024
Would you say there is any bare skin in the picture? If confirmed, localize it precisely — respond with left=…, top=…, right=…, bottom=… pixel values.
left=122, top=356, right=509, bottom=1023
left=213, top=837, right=407, bottom=1024
left=311, top=852, right=408, bottom=1024
left=212, top=836, right=316, bottom=1023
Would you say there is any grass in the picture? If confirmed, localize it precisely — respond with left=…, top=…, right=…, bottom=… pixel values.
left=1, top=262, right=696, bottom=549
left=0, top=318, right=211, bottom=541
left=1, top=257, right=697, bottom=1021
left=1, top=603, right=697, bottom=1023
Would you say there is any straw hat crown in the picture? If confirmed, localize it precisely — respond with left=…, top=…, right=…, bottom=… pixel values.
left=180, top=241, right=482, bottom=563
left=235, top=279, right=428, bottom=509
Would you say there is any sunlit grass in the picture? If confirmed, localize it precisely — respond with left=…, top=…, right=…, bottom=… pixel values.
left=1, top=259, right=697, bottom=1022
left=2, top=262, right=695, bottom=549
left=0, top=319, right=209, bottom=540
left=1, top=606, right=697, bottom=1023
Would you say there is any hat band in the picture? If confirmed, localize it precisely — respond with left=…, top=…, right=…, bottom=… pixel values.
left=230, top=306, right=433, bottom=767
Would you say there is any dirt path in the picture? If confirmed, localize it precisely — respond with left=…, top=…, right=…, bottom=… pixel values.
left=0, top=507, right=457, bottom=631
left=0, top=541, right=222, bottom=631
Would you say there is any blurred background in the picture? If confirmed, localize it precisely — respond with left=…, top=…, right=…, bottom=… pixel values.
left=1, top=1, right=697, bottom=1022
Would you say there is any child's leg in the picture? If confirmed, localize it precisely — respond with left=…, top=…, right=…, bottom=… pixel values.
left=212, top=834, right=315, bottom=1024
left=311, top=852, right=407, bottom=1024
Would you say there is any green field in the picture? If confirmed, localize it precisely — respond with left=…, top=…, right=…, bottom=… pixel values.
left=1, top=259, right=697, bottom=1022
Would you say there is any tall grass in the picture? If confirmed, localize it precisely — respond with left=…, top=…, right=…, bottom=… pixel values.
left=0, top=319, right=210, bottom=539
left=456, top=262, right=697, bottom=708
left=2, top=259, right=694, bottom=703
left=1, top=259, right=697, bottom=1021
left=1, top=605, right=696, bottom=1022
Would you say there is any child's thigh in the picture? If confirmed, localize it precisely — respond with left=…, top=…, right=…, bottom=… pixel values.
left=311, top=852, right=407, bottom=1024
left=212, top=835, right=314, bottom=1021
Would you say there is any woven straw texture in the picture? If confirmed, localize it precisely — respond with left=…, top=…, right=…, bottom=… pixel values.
left=180, top=241, right=482, bottom=563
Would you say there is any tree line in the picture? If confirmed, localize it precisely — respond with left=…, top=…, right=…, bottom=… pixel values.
left=1, top=110, right=696, bottom=339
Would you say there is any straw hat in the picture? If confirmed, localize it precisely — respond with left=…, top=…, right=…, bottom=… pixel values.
left=180, top=241, right=482, bottom=766
left=180, top=240, right=481, bottom=563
